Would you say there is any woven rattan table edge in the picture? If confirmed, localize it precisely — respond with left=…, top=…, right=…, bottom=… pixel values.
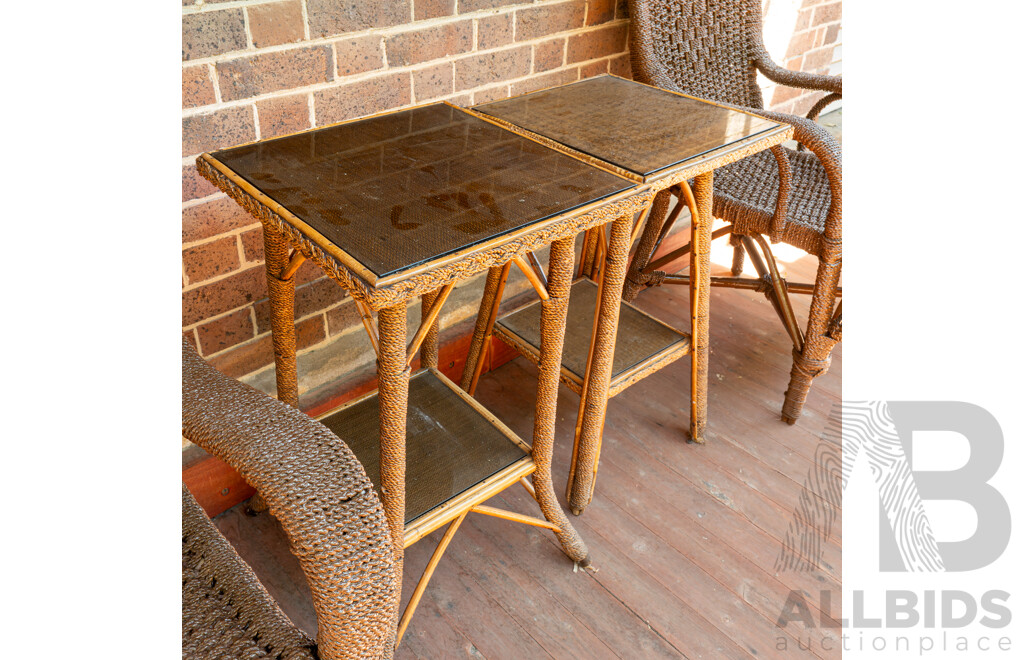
left=196, top=153, right=653, bottom=310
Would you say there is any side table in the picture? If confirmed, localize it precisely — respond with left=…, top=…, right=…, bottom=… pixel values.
left=196, top=102, right=654, bottom=645
left=462, top=75, right=793, bottom=513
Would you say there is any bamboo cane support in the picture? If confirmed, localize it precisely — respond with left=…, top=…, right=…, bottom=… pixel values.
left=395, top=512, right=467, bottom=646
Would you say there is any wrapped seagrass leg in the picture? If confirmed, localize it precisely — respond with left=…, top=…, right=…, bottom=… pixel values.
left=689, top=172, right=713, bottom=443
left=565, top=215, right=632, bottom=514
left=377, top=302, right=409, bottom=635
left=729, top=233, right=745, bottom=276
left=622, top=187, right=672, bottom=302
left=531, top=236, right=591, bottom=565
left=783, top=239, right=841, bottom=423
left=248, top=223, right=300, bottom=516
left=460, top=263, right=511, bottom=394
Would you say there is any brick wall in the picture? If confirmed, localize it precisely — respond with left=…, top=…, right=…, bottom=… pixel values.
left=760, top=0, right=842, bottom=115
left=181, top=0, right=840, bottom=395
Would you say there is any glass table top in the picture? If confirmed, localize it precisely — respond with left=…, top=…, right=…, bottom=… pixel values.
left=208, top=103, right=633, bottom=283
left=475, top=75, right=785, bottom=180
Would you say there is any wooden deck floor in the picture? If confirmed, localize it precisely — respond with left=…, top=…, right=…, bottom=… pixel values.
left=214, top=242, right=842, bottom=659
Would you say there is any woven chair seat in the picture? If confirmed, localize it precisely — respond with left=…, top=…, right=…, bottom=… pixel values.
left=182, top=486, right=317, bottom=660
left=714, top=147, right=831, bottom=256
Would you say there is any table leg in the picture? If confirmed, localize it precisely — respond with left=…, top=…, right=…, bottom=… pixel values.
left=531, top=236, right=590, bottom=565
left=689, top=172, right=713, bottom=443
left=565, top=215, right=633, bottom=514
left=262, top=223, right=299, bottom=408
left=376, top=302, right=409, bottom=629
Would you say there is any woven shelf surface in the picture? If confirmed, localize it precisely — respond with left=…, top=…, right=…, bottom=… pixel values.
left=497, top=278, right=689, bottom=383
left=319, top=370, right=528, bottom=525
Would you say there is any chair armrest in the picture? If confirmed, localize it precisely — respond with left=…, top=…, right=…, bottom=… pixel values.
left=182, top=339, right=397, bottom=660
left=749, top=108, right=842, bottom=245
left=754, top=48, right=843, bottom=96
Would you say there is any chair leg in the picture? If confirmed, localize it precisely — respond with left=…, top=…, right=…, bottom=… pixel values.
left=622, top=187, right=673, bottom=302
left=729, top=234, right=745, bottom=276
left=782, top=253, right=842, bottom=423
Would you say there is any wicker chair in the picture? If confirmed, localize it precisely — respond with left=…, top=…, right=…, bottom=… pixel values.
left=182, top=339, right=397, bottom=659
left=624, top=0, right=842, bottom=423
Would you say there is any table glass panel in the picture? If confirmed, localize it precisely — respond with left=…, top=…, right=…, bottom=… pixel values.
left=209, top=103, right=633, bottom=279
left=475, top=75, right=781, bottom=179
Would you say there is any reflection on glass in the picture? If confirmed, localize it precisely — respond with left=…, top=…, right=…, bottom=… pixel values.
left=476, top=75, right=782, bottom=178
left=211, top=103, right=632, bottom=279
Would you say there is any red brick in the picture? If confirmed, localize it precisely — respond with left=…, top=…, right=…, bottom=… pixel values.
left=386, top=21, right=473, bottom=67
left=183, top=65, right=216, bottom=109
left=455, top=46, right=531, bottom=91
left=802, top=47, right=833, bottom=71
left=473, top=85, right=510, bottom=104
left=586, top=0, right=617, bottom=25
left=511, top=69, right=578, bottom=95
left=217, top=46, right=333, bottom=102
left=478, top=13, right=514, bottom=50
left=579, top=59, right=608, bottom=79
left=460, top=0, right=520, bottom=11
left=795, top=8, right=813, bottom=32
left=785, top=30, right=818, bottom=59
left=313, top=73, right=411, bottom=125
left=182, top=8, right=247, bottom=61
left=240, top=227, right=264, bottom=263
left=183, top=266, right=267, bottom=326
left=771, top=82, right=807, bottom=106
left=415, top=0, right=455, bottom=20
left=824, top=23, right=840, bottom=46
left=184, top=329, right=198, bottom=350
left=182, top=197, right=256, bottom=243
left=307, top=0, right=410, bottom=39
left=413, top=62, right=454, bottom=102
left=335, top=35, right=385, bottom=77
left=448, top=93, right=473, bottom=106
left=183, top=164, right=220, bottom=203
left=609, top=53, right=631, bottom=78
left=533, top=39, right=566, bottom=72
left=616, top=0, right=628, bottom=19
left=248, top=1, right=305, bottom=48
left=813, top=2, right=841, bottom=25
left=326, top=299, right=362, bottom=336
left=255, top=277, right=345, bottom=332
left=208, top=316, right=324, bottom=378
left=182, top=105, right=255, bottom=157
left=183, top=236, right=241, bottom=283
left=196, top=307, right=255, bottom=355
left=567, top=23, right=628, bottom=63
left=517, top=1, right=585, bottom=41
left=257, top=94, right=310, bottom=139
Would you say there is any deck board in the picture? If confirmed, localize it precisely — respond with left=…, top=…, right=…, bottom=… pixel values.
left=213, top=246, right=841, bottom=659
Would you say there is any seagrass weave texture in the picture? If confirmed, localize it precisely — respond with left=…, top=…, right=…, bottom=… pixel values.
left=182, top=339, right=397, bottom=659
left=627, top=0, right=842, bottom=422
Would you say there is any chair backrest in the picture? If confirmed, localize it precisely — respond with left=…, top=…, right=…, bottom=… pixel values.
left=629, top=0, right=766, bottom=108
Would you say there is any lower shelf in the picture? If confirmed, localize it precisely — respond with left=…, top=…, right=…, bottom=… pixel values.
left=495, top=278, right=691, bottom=397
left=318, top=368, right=534, bottom=547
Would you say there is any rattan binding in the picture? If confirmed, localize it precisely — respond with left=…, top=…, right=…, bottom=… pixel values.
left=182, top=339, right=397, bottom=659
